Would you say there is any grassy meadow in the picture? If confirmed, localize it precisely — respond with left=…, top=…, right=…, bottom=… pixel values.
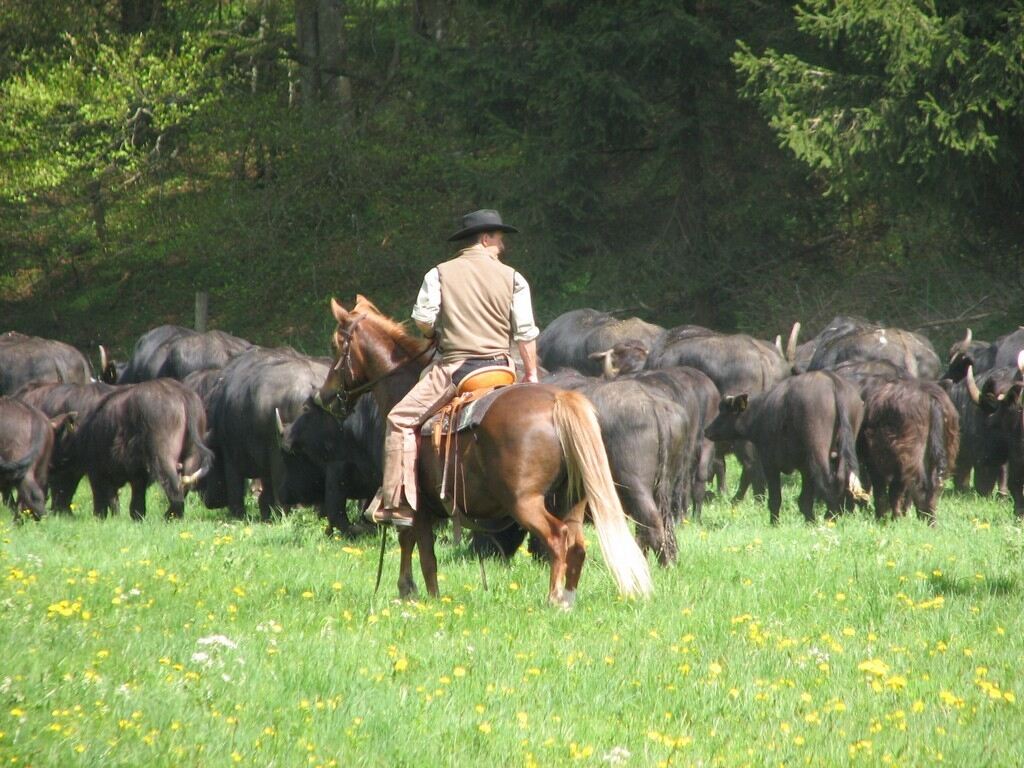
left=2, top=472, right=1023, bottom=767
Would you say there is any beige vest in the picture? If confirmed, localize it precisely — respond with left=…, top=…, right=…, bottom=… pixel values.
left=435, top=246, right=516, bottom=363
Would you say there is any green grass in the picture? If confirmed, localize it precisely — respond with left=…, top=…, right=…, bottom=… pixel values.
left=2, top=475, right=1023, bottom=767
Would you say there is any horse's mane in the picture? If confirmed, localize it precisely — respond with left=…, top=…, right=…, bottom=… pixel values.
left=352, top=295, right=430, bottom=357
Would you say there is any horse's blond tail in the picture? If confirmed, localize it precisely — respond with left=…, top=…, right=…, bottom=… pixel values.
left=552, top=390, right=653, bottom=598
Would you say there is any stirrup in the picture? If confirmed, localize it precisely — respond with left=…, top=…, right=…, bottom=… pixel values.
left=364, top=491, right=414, bottom=529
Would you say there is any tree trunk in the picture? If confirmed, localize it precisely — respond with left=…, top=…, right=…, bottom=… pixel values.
left=412, top=0, right=452, bottom=41
left=295, top=0, right=351, bottom=116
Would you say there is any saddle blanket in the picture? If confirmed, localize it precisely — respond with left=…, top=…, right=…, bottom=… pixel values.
left=420, top=385, right=514, bottom=437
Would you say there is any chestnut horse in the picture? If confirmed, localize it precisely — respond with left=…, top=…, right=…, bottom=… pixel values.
left=316, top=296, right=652, bottom=607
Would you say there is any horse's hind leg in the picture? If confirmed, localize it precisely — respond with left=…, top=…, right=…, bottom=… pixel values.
left=413, top=515, right=440, bottom=598
left=561, top=501, right=588, bottom=609
left=515, top=495, right=569, bottom=606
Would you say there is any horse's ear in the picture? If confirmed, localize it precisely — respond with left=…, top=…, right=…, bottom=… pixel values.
left=330, top=297, right=348, bottom=323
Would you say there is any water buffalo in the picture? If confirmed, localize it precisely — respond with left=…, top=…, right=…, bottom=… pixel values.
left=55, top=379, right=213, bottom=519
left=0, top=332, right=92, bottom=395
left=961, top=354, right=1024, bottom=516
left=0, top=397, right=73, bottom=520
left=858, top=379, right=959, bottom=523
left=807, top=321, right=940, bottom=379
left=109, top=325, right=252, bottom=383
left=537, top=308, right=665, bottom=377
left=705, top=371, right=867, bottom=525
left=645, top=323, right=800, bottom=501
left=279, top=393, right=384, bottom=537
left=205, top=347, right=331, bottom=519
left=13, top=381, right=117, bottom=512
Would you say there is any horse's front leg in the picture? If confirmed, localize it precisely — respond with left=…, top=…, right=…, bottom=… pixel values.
left=413, top=514, right=440, bottom=597
left=397, top=528, right=418, bottom=598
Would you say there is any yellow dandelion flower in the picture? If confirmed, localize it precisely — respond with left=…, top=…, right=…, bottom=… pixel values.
left=454, top=666, right=467, bottom=678
left=478, top=721, right=492, bottom=734
left=393, top=658, right=408, bottom=673
left=858, top=659, right=890, bottom=677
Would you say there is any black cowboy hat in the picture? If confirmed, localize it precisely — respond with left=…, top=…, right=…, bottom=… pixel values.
left=448, top=209, right=519, bottom=242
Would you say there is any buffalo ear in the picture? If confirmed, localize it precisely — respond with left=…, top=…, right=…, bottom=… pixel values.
left=330, top=297, right=348, bottom=323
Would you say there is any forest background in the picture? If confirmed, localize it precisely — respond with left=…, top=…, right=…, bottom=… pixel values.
left=2, top=0, right=1022, bottom=359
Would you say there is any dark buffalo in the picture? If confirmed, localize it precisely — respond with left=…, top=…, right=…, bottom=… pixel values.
left=0, top=332, right=92, bottom=395
left=0, top=397, right=73, bottom=520
left=644, top=323, right=800, bottom=501
left=56, top=379, right=213, bottom=519
left=13, top=381, right=117, bottom=512
left=705, top=371, right=867, bottom=524
left=807, top=321, right=940, bottom=379
left=946, top=327, right=1024, bottom=378
left=792, top=316, right=875, bottom=373
left=588, top=351, right=720, bottom=522
left=279, top=393, right=384, bottom=537
left=942, top=357, right=1017, bottom=496
left=572, top=377, right=691, bottom=564
left=537, top=308, right=665, bottom=376
left=961, top=354, right=1024, bottom=515
left=110, top=325, right=252, bottom=383
left=206, top=347, right=330, bottom=519
left=858, top=380, right=959, bottom=523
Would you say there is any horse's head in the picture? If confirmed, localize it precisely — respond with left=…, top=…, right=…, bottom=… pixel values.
left=315, top=294, right=432, bottom=418
left=315, top=296, right=370, bottom=418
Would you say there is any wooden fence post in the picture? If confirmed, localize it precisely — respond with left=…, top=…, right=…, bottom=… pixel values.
left=195, top=291, right=209, bottom=332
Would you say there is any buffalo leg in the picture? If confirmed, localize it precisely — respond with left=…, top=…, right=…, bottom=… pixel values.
left=224, top=462, right=247, bottom=519
left=975, top=464, right=1000, bottom=497
left=257, top=478, right=275, bottom=522
left=1007, top=463, right=1024, bottom=520
left=623, top=485, right=672, bottom=567
left=129, top=478, right=149, bottom=521
left=765, top=469, right=783, bottom=526
left=154, top=458, right=186, bottom=520
left=797, top=472, right=817, bottom=523
left=888, top=478, right=907, bottom=518
left=89, top=476, right=117, bottom=518
left=998, top=464, right=1010, bottom=497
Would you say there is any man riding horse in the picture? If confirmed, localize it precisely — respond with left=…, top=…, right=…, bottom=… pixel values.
left=367, top=209, right=541, bottom=528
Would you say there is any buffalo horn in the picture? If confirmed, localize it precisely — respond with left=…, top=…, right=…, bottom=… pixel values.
left=964, top=328, right=972, bottom=345
left=786, top=322, right=801, bottom=364
left=966, top=365, right=982, bottom=405
left=1018, top=350, right=1024, bottom=376
left=774, top=335, right=783, bottom=355
left=275, top=407, right=286, bottom=438
left=182, top=465, right=210, bottom=488
left=588, top=349, right=616, bottom=379
left=99, top=345, right=109, bottom=372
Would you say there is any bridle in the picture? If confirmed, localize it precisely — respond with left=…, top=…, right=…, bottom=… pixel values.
left=318, top=317, right=436, bottom=418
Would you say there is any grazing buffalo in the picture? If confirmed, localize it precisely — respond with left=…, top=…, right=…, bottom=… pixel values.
left=705, top=371, right=867, bottom=524
left=0, top=397, right=73, bottom=520
left=962, top=355, right=1024, bottom=516
left=0, top=332, right=92, bottom=395
left=592, top=359, right=720, bottom=521
left=56, top=380, right=213, bottom=519
left=806, top=320, right=940, bottom=379
left=13, top=381, right=117, bottom=512
left=279, top=393, right=384, bottom=537
left=108, top=325, right=252, bottom=383
left=206, top=347, right=331, bottom=519
left=575, top=378, right=691, bottom=564
left=538, top=308, right=665, bottom=376
left=645, top=323, right=799, bottom=501
left=858, top=380, right=959, bottom=523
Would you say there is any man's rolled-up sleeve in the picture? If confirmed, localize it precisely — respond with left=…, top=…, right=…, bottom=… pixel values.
left=411, top=268, right=441, bottom=327
left=511, top=271, right=540, bottom=342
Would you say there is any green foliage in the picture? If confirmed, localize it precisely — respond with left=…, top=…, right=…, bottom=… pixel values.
left=733, top=0, right=1024, bottom=203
